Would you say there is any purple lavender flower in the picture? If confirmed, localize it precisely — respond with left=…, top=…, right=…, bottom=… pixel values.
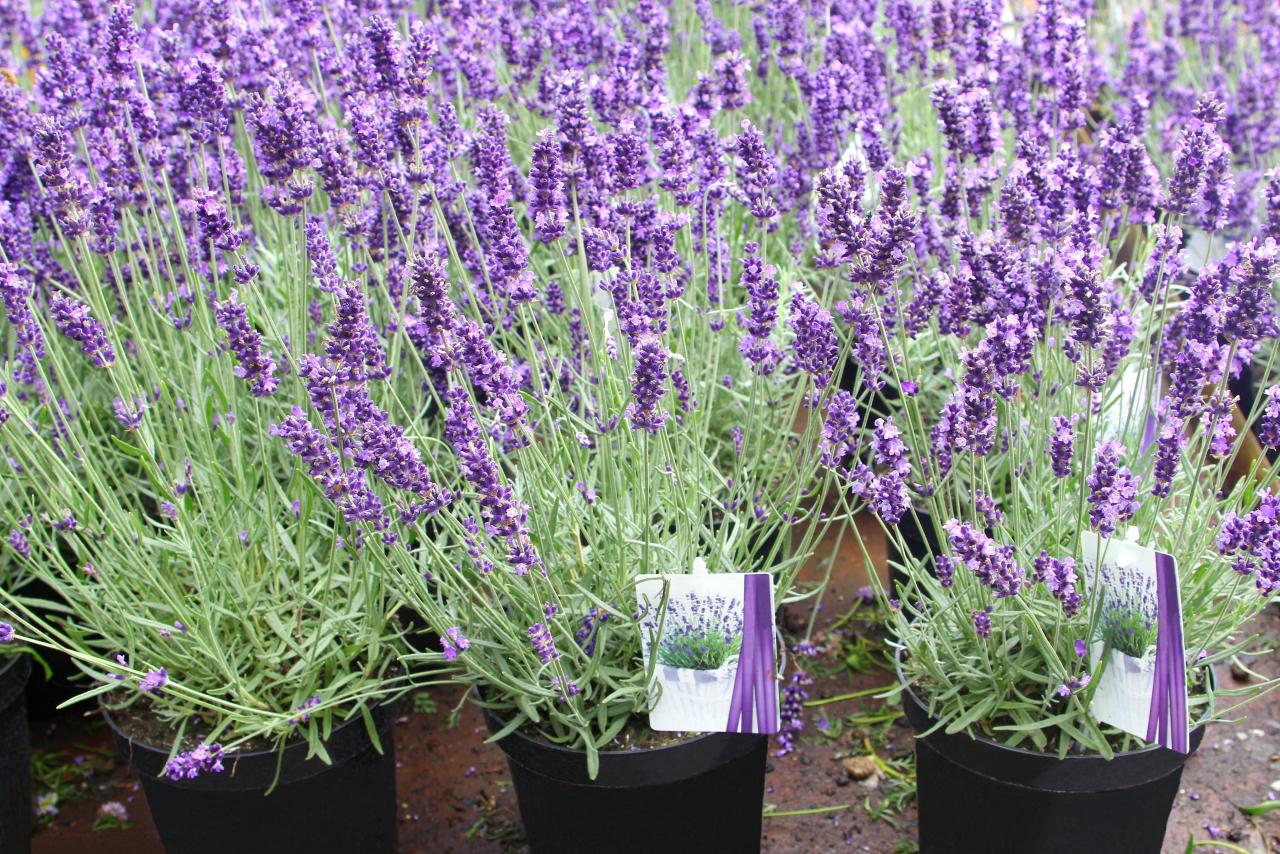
left=113, top=396, right=146, bottom=431
left=186, top=188, right=243, bottom=252
left=819, top=390, right=861, bottom=470
left=1086, top=441, right=1140, bottom=536
left=304, top=217, right=343, bottom=294
left=176, top=53, right=230, bottom=142
left=290, top=695, right=322, bottom=725
left=1033, top=551, right=1083, bottom=617
left=102, top=2, right=139, bottom=79
left=48, top=293, right=114, bottom=368
left=529, top=128, right=567, bottom=242
left=775, top=669, right=812, bottom=757
left=1140, top=225, right=1184, bottom=302
left=139, top=668, right=167, bottom=695
left=1048, top=415, right=1074, bottom=478
left=973, top=606, right=993, bottom=638
left=934, top=554, right=955, bottom=587
left=270, top=409, right=386, bottom=528
left=975, top=491, right=1003, bottom=528
left=650, top=106, right=696, bottom=205
left=351, top=414, right=451, bottom=524
left=245, top=81, right=316, bottom=215
left=32, top=115, right=90, bottom=238
left=625, top=334, right=669, bottom=434
left=1152, top=416, right=1185, bottom=498
left=788, top=291, right=838, bottom=389
left=1257, top=387, right=1280, bottom=449
left=163, top=743, right=224, bottom=781
left=1218, top=490, right=1280, bottom=594
left=572, top=607, right=610, bottom=656
left=714, top=51, right=752, bottom=111
left=440, top=627, right=470, bottom=661
left=443, top=388, right=539, bottom=575
left=852, top=418, right=912, bottom=524
left=944, top=521, right=1023, bottom=598
left=1, top=263, right=46, bottom=358
left=733, top=120, right=778, bottom=226
left=528, top=622, right=559, bottom=664
left=364, top=16, right=404, bottom=94
left=7, top=530, right=29, bottom=559
left=0, top=622, right=13, bottom=643
left=835, top=294, right=888, bottom=391
left=1057, top=673, right=1091, bottom=697
left=326, top=286, right=389, bottom=382
left=214, top=292, right=279, bottom=397
left=1167, top=97, right=1233, bottom=229
left=737, top=243, right=782, bottom=374
left=609, top=119, right=648, bottom=193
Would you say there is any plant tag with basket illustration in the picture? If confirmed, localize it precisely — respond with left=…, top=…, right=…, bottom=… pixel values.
left=1080, top=530, right=1190, bottom=753
left=635, top=570, right=778, bottom=734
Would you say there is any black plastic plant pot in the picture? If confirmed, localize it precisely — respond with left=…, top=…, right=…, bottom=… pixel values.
left=484, top=706, right=768, bottom=854
left=902, top=677, right=1205, bottom=854
left=0, top=654, right=32, bottom=854
left=105, top=702, right=397, bottom=854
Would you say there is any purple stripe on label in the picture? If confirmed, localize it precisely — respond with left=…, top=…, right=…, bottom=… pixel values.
left=726, top=574, right=776, bottom=733
left=1144, top=553, right=1188, bottom=753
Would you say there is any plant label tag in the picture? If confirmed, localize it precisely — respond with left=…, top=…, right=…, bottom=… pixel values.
left=1080, top=531, right=1190, bottom=753
left=635, top=571, right=778, bottom=734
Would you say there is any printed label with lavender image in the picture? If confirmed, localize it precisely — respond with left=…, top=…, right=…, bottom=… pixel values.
left=636, top=572, right=778, bottom=734
left=1081, top=531, right=1189, bottom=753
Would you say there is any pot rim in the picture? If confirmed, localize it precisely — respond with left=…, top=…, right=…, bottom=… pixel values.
left=479, top=696, right=765, bottom=789
left=102, top=701, right=393, bottom=792
left=897, top=651, right=1210, bottom=792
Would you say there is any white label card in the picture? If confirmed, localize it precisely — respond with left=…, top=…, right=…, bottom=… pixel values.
left=1080, top=531, right=1190, bottom=753
left=635, top=572, right=778, bottom=734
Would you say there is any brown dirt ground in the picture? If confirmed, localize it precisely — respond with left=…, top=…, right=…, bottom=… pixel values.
left=26, top=521, right=1280, bottom=854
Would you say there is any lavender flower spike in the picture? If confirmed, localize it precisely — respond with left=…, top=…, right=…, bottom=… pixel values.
left=49, top=292, right=115, bottom=367
left=626, top=334, right=670, bottom=434
left=163, top=743, right=225, bottom=781
left=528, top=622, right=559, bottom=664
left=1086, top=441, right=1140, bottom=536
left=215, top=292, right=279, bottom=397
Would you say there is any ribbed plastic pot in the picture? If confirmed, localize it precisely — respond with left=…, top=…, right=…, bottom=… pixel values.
left=483, top=705, right=767, bottom=854
left=902, top=673, right=1205, bottom=854
left=105, top=703, right=397, bottom=854
left=0, top=654, right=32, bottom=854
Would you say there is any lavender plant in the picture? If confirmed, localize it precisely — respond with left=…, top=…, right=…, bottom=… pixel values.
left=799, top=1, right=1280, bottom=758
left=0, top=0, right=910, bottom=774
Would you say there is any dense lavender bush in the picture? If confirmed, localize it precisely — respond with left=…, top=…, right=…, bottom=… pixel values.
left=0, top=0, right=1277, bottom=773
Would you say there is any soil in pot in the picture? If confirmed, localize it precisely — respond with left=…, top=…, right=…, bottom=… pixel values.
left=105, top=702, right=398, bottom=854
left=483, top=705, right=768, bottom=854
left=901, top=676, right=1205, bottom=854
left=0, top=654, right=32, bottom=854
